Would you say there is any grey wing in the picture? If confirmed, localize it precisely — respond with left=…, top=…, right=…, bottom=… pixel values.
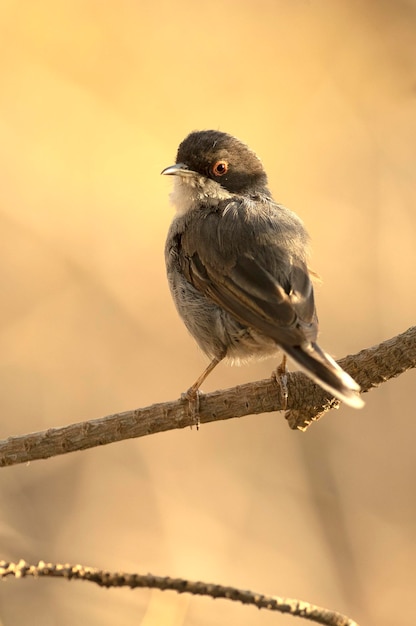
left=180, top=200, right=318, bottom=347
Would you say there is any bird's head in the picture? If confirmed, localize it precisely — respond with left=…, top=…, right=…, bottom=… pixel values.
left=162, top=131, right=269, bottom=211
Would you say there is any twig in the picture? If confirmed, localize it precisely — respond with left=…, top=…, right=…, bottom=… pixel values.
left=0, top=327, right=414, bottom=468
left=0, top=560, right=359, bottom=626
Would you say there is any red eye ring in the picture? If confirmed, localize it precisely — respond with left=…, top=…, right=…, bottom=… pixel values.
left=212, top=160, right=228, bottom=177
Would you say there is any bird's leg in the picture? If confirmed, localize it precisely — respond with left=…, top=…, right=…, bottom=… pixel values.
left=272, top=354, right=288, bottom=410
left=183, top=356, right=223, bottom=429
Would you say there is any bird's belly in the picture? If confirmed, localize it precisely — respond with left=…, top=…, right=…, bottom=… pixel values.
left=168, top=270, right=278, bottom=364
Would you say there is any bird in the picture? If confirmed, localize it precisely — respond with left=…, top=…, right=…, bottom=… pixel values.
left=162, top=130, right=364, bottom=411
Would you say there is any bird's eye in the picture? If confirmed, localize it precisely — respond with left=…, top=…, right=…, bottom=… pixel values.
left=212, top=160, right=228, bottom=177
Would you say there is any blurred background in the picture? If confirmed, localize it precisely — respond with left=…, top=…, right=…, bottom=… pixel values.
left=0, top=1, right=415, bottom=624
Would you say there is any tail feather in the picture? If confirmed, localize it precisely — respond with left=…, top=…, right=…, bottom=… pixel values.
left=282, top=342, right=364, bottom=409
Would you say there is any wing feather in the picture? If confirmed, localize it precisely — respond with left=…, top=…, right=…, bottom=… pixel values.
left=179, top=199, right=318, bottom=346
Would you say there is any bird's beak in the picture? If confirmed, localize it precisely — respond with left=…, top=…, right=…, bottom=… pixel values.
left=161, top=163, right=194, bottom=177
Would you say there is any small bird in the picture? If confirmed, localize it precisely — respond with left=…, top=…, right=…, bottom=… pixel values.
left=162, top=130, right=364, bottom=410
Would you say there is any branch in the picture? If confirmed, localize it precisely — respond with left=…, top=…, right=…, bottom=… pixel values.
left=0, top=560, right=359, bottom=626
left=0, top=327, right=414, bottom=468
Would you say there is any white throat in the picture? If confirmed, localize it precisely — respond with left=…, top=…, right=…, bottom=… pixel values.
left=169, top=175, right=233, bottom=216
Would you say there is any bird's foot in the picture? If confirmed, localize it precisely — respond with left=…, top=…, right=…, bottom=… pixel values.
left=181, top=387, right=202, bottom=430
left=180, top=356, right=223, bottom=429
left=272, top=355, right=288, bottom=411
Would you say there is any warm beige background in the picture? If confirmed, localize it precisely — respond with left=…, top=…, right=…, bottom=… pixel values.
left=0, top=1, right=415, bottom=625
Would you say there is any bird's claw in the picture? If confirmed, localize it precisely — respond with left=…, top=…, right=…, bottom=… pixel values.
left=272, top=357, right=289, bottom=410
left=181, top=388, right=201, bottom=429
